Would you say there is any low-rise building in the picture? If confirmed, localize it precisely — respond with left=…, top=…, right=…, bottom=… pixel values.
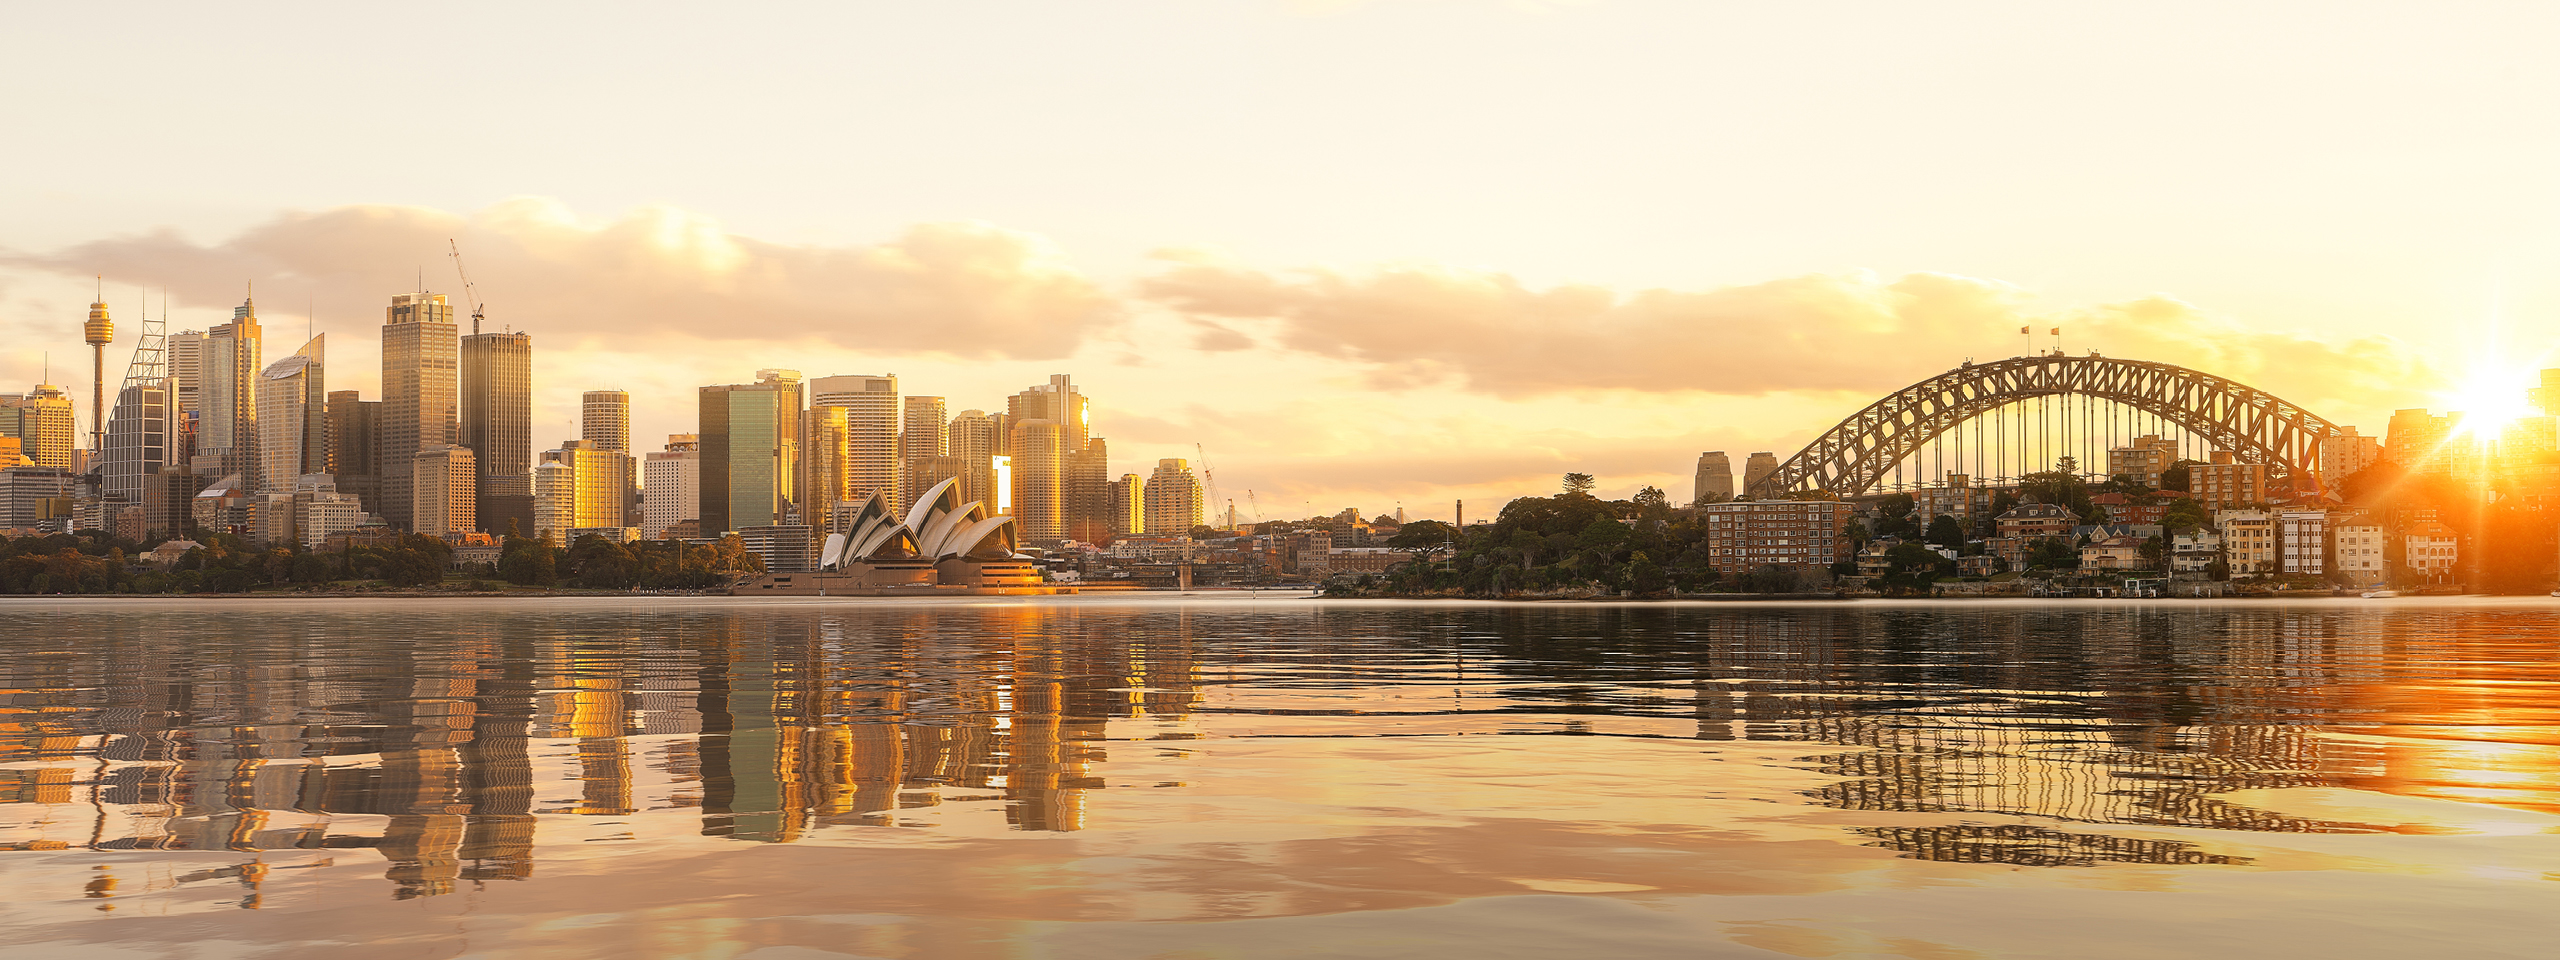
left=2216, top=509, right=2275, bottom=577
left=1956, top=553, right=2000, bottom=578
left=2171, top=529, right=2223, bottom=576
left=2405, top=522, right=2458, bottom=582
left=2079, top=535, right=2148, bottom=571
left=1991, top=502, right=2077, bottom=567
left=2332, top=515, right=2388, bottom=588
left=737, top=524, right=817, bottom=573
left=1326, top=547, right=1403, bottom=574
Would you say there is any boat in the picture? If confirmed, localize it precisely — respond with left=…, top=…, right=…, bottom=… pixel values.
left=2362, top=590, right=2400, bottom=599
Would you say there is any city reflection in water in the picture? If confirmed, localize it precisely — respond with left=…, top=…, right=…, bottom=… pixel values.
left=1, top=600, right=2555, bottom=907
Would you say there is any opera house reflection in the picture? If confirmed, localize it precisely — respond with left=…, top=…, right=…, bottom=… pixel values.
left=3, top=601, right=2556, bottom=905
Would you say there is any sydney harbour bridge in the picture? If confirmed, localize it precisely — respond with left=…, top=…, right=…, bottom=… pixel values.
left=1742, top=353, right=2341, bottom=499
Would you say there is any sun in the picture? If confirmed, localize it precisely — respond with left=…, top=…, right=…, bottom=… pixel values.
left=2444, top=363, right=2540, bottom=439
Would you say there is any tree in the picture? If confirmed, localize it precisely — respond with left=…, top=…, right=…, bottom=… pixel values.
left=500, top=537, right=559, bottom=586
left=2161, top=498, right=2212, bottom=534
left=1632, top=485, right=1671, bottom=521
left=2160, top=461, right=2197, bottom=493
left=1873, top=493, right=1919, bottom=538
left=1388, top=520, right=1459, bottom=562
left=2028, top=537, right=2079, bottom=570
left=1562, top=473, right=1596, bottom=497
left=1924, top=514, right=1967, bottom=550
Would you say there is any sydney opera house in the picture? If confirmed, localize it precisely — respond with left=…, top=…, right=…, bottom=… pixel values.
left=739, top=478, right=1050, bottom=595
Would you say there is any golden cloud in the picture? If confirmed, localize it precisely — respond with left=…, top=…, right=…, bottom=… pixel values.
left=1139, top=252, right=2433, bottom=413
left=8, top=199, right=1119, bottom=359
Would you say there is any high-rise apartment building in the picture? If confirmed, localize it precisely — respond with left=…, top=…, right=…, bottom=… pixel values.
left=461, top=330, right=534, bottom=482
left=1693, top=452, right=1733, bottom=506
left=698, top=372, right=802, bottom=535
left=200, top=298, right=263, bottom=486
left=643, top=434, right=699, bottom=539
left=0, top=384, right=76, bottom=471
left=254, top=336, right=327, bottom=492
left=810, top=374, right=898, bottom=507
left=1741, top=452, right=1780, bottom=496
left=412, top=444, right=477, bottom=539
left=2190, top=451, right=2269, bottom=507
left=901, top=396, right=947, bottom=458
left=2386, top=408, right=2460, bottom=478
left=537, top=439, right=629, bottom=532
left=1142, top=459, right=1204, bottom=535
left=381, top=293, right=457, bottom=529
left=581, top=389, right=630, bottom=453
left=326, top=390, right=382, bottom=516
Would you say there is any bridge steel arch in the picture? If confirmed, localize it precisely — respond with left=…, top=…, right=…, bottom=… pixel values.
left=1746, top=355, right=2340, bottom=498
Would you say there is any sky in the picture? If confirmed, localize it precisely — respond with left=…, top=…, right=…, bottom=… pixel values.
left=6, top=0, right=2559, bottom=520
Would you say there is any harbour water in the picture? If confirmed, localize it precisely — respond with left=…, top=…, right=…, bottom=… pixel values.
left=1, top=596, right=2555, bottom=958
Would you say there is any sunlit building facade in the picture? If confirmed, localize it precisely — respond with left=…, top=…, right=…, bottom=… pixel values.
left=382, top=293, right=457, bottom=529
left=254, top=336, right=327, bottom=493
left=1142, top=459, right=1204, bottom=535
left=699, top=372, right=802, bottom=535
left=643, top=434, right=699, bottom=539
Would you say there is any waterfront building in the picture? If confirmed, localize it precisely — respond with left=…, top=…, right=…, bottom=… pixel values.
left=2333, top=514, right=2387, bottom=587
left=2106, top=434, right=2181, bottom=487
left=2079, top=535, right=2148, bottom=571
left=2215, top=508, right=2275, bottom=577
left=2319, top=426, right=2382, bottom=483
left=461, top=331, right=534, bottom=515
left=1, top=384, right=77, bottom=471
left=2277, top=511, right=2329, bottom=575
left=2170, top=528, right=2223, bottom=576
left=698, top=371, right=802, bottom=535
left=381, top=293, right=458, bottom=529
left=1697, top=500, right=1855, bottom=574
left=2190, top=452, right=2269, bottom=507
left=642, top=434, right=699, bottom=539
left=537, top=439, right=630, bottom=532
left=1741, top=452, right=1779, bottom=495
left=254, top=336, right=327, bottom=492
left=197, top=298, right=263, bottom=488
left=1143, top=459, right=1205, bottom=535
left=1990, top=501, right=2076, bottom=568
left=412, top=444, right=477, bottom=539
left=1693, top=452, right=1733, bottom=505
left=737, top=524, right=818, bottom=573
left=326, top=391, right=382, bottom=516
left=2404, top=522, right=2458, bottom=581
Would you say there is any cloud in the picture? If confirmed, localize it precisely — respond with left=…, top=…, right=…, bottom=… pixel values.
left=1138, top=252, right=2433, bottom=411
left=5, top=199, right=1119, bottom=359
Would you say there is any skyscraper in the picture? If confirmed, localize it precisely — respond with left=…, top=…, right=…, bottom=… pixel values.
left=1111, top=473, right=1143, bottom=535
left=949, top=409, right=1001, bottom=513
left=254, top=335, right=327, bottom=491
left=698, top=372, right=802, bottom=535
left=804, top=404, right=851, bottom=532
left=643, top=434, right=699, bottom=539
left=1007, top=375, right=1108, bottom=542
left=1008, top=418, right=1069, bottom=544
left=537, top=439, right=629, bottom=533
left=101, top=308, right=174, bottom=508
left=164, top=330, right=205, bottom=416
left=1693, top=451, right=1733, bottom=506
left=0, top=384, right=77, bottom=471
left=461, top=329, right=534, bottom=481
left=382, top=293, right=457, bottom=529
left=581, top=389, right=630, bottom=453
left=326, top=390, right=381, bottom=516
left=809, top=374, right=898, bottom=508
left=1143, top=459, right=1204, bottom=534
left=200, top=297, right=263, bottom=487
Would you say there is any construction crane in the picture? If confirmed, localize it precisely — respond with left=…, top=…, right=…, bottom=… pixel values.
left=447, top=239, right=488, bottom=335
left=1195, top=443, right=1226, bottom=530
left=1245, top=489, right=1264, bottom=523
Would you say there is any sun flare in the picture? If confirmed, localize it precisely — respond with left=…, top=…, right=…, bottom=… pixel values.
left=2444, top=364, right=2541, bottom=439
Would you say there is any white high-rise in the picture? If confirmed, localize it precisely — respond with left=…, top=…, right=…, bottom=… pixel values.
left=643, top=434, right=700, bottom=539
left=1142, top=458, right=1204, bottom=535
left=255, top=335, right=327, bottom=492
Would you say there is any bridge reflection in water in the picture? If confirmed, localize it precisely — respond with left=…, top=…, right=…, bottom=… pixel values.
left=2, top=602, right=2555, bottom=902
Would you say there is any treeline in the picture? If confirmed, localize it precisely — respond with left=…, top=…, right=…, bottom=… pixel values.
left=0, top=530, right=769, bottom=595
left=1345, top=473, right=1757, bottom=598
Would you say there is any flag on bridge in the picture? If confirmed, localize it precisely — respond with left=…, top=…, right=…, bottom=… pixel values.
left=2020, top=325, right=2029, bottom=334
left=2049, top=327, right=2061, bottom=335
